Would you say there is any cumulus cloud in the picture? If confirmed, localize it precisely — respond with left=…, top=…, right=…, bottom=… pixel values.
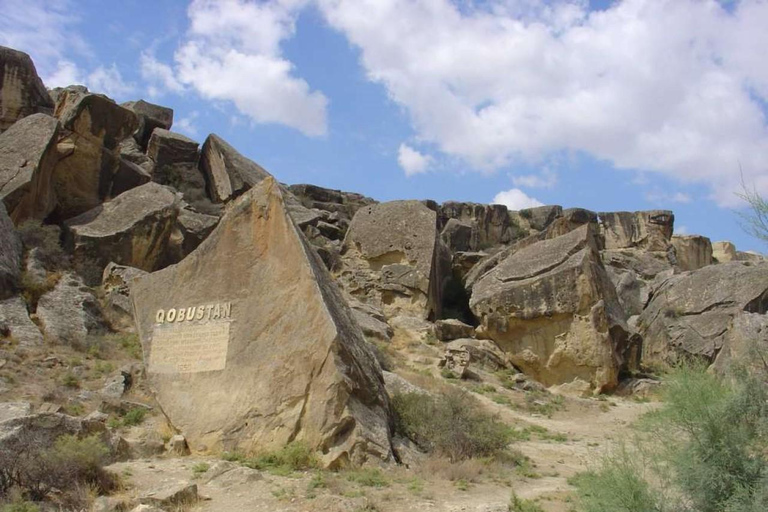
left=86, top=65, right=135, bottom=99
left=492, top=188, right=544, bottom=210
left=398, top=144, right=432, bottom=176
left=175, top=111, right=201, bottom=138
left=141, top=53, right=186, bottom=96
left=150, top=0, right=328, bottom=137
left=512, top=168, right=558, bottom=189
left=317, top=0, right=768, bottom=206
left=646, top=189, right=692, bottom=205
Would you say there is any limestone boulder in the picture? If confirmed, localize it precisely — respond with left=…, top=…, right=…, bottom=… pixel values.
left=64, top=182, right=181, bottom=285
left=37, top=273, right=105, bottom=346
left=111, top=158, right=151, bottom=198
left=440, top=218, right=473, bottom=252
left=713, top=241, right=738, bottom=262
left=0, top=203, right=21, bottom=297
left=131, top=177, right=393, bottom=467
left=288, top=183, right=374, bottom=223
left=0, top=297, right=43, bottom=347
left=672, top=234, right=713, bottom=271
left=434, top=319, right=475, bottom=342
left=599, top=210, right=674, bottom=251
left=469, top=224, right=629, bottom=391
left=712, top=312, right=768, bottom=374
left=0, top=46, right=54, bottom=132
left=602, top=249, right=674, bottom=316
left=199, top=133, right=270, bottom=203
left=438, top=202, right=523, bottom=250
left=0, top=113, right=60, bottom=222
left=147, top=129, right=207, bottom=206
left=339, top=200, right=449, bottom=320
left=102, top=263, right=148, bottom=331
left=637, top=261, right=768, bottom=364
left=55, top=90, right=137, bottom=150
left=119, top=137, right=154, bottom=174
left=516, top=205, right=563, bottom=232
left=122, top=100, right=173, bottom=148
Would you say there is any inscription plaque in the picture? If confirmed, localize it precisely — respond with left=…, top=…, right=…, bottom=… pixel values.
left=149, top=322, right=230, bottom=374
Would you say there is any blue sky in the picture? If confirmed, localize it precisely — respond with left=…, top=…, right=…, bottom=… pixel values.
left=2, top=0, right=768, bottom=253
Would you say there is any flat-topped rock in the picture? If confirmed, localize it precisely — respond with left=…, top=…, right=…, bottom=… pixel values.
left=0, top=113, right=60, bottom=222
left=0, top=46, right=54, bottom=132
left=199, top=133, right=270, bottom=203
left=672, top=234, right=713, bottom=271
left=54, top=89, right=137, bottom=150
left=131, top=177, right=393, bottom=467
left=599, top=210, right=674, bottom=251
left=122, top=100, right=173, bottom=148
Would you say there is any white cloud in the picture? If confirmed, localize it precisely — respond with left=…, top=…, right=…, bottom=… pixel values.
left=86, top=65, right=135, bottom=99
left=676, top=225, right=689, bottom=235
left=492, top=188, right=544, bottom=210
left=141, top=53, right=186, bottom=95
left=44, top=60, right=81, bottom=88
left=317, top=0, right=768, bottom=206
left=398, top=143, right=432, bottom=176
left=512, top=168, right=558, bottom=189
left=175, top=111, right=200, bottom=138
left=150, top=0, right=328, bottom=137
left=646, top=189, right=692, bottom=205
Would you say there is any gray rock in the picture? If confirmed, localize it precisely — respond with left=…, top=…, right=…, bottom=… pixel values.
left=0, top=113, right=60, bottom=222
left=147, top=129, right=198, bottom=168
left=0, top=402, right=32, bottom=422
left=166, top=434, right=189, bottom=456
left=352, top=309, right=393, bottom=342
left=0, top=46, right=54, bottom=132
left=131, top=177, right=393, bottom=467
left=101, top=370, right=132, bottom=399
left=122, top=99, right=173, bottom=148
left=111, top=158, right=151, bottom=198
left=54, top=89, right=137, bottom=151
left=119, top=137, right=154, bottom=174
left=36, top=273, right=105, bottom=346
left=602, top=249, right=674, bottom=316
left=440, top=218, right=473, bottom=252
left=517, top=205, right=563, bottom=231
left=199, top=133, right=270, bottom=203
left=672, top=234, right=713, bottom=271
left=0, top=203, right=21, bottom=297
left=382, top=372, right=428, bottom=396
left=102, top=263, right=148, bottom=331
left=177, top=207, right=219, bottom=255
left=470, top=224, right=629, bottom=391
left=438, top=202, right=521, bottom=250
left=638, top=261, right=768, bottom=364
left=434, top=319, right=475, bottom=342
left=139, top=481, right=198, bottom=509
left=0, top=296, right=43, bottom=347
left=64, top=182, right=181, bottom=284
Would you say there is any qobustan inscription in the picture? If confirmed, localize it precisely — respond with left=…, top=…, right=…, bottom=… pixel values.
left=149, top=301, right=233, bottom=374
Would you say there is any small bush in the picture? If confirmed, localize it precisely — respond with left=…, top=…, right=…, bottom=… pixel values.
left=236, top=442, right=319, bottom=475
left=19, top=271, right=60, bottom=309
left=191, top=463, right=209, bottom=477
left=509, top=492, right=544, bottom=512
left=121, top=408, right=147, bottom=427
left=1, top=502, right=40, bottom=512
left=392, top=389, right=513, bottom=461
left=345, top=468, right=389, bottom=488
left=60, top=372, right=80, bottom=389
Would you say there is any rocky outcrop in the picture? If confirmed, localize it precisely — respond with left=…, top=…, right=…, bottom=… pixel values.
left=469, top=224, right=629, bottom=391
left=438, top=202, right=522, bottom=250
left=36, top=273, right=105, bottom=346
left=147, top=129, right=207, bottom=205
left=637, top=261, right=768, bottom=364
left=101, top=263, right=148, bottom=331
left=131, top=177, right=393, bottom=467
left=672, top=235, right=713, bottom=271
left=122, top=100, right=173, bottom=148
left=339, top=200, right=449, bottom=320
left=0, top=46, right=54, bottom=132
left=602, top=250, right=674, bottom=317
left=0, top=203, right=21, bottom=297
left=712, top=312, right=768, bottom=374
left=199, top=134, right=270, bottom=203
left=111, top=158, right=151, bottom=198
left=712, top=241, right=763, bottom=263
left=0, top=297, right=43, bottom=347
left=0, top=113, right=60, bottom=222
left=64, top=182, right=181, bottom=284
left=434, top=319, right=474, bottom=342
left=516, top=205, right=563, bottom=232
left=599, top=210, right=674, bottom=251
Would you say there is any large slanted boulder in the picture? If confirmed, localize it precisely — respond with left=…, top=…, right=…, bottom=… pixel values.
left=672, top=234, right=712, bottom=271
left=0, top=297, right=43, bottom=347
left=0, top=46, right=54, bottom=132
left=599, top=210, right=674, bottom=251
left=64, top=182, right=181, bottom=285
left=601, top=249, right=674, bottom=317
left=199, top=134, right=270, bottom=203
left=37, top=273, right=105, bottom=346
left=147, top=129, right=208, bottom=206
left=131, top=177, right=393, bottom=467
left=0, top=113, right=60, bottom=222
left=0, top=203, right=21, bottom=298
left=122, top=100, right=173, bottom=148
left=438, top=202, right=523, bottom=250
left=469, top=224, right=629, bottom=391
left=637, top=261, right=768, bottom=364
left=51, top=91, right=138, bottom=219
left=339, top=200, right=449, bottom=320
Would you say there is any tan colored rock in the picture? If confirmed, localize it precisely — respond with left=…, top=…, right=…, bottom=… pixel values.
left=601, top=249, right=674, bottom=316
left=0, top=113, right=60, bottom=222
left=339, top=200, right=449, bottom=319
left=64, top=182, right=181, bottom=284
left=0, top=46, right=54, bottom=132
left=122, top=100, right=173, bottom=148
left=199, top=133, right=270, bottom=203
left=672, top=234, right=713, bottom=271
left=434, top=319, right=475, bottom=342
left=131, top=177, right=393, bottom=467
left=102, top=263, right=148, bottom=331
left=712, top=241, right=738, bottom=262
left=0, top=296, right=43, bottom=347
left=439, top=202, right=523, bottom=250
left=469, top=224, right=629, bottom=391
left=599, top=210, right=674, bottom=251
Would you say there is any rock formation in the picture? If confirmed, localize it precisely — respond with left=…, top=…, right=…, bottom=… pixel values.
left=671, top=234, right=713, bottom=271
left=199, top=133, right=270, bottom=203
left=131, top=177, right=393, bottom=467
left=599, top=210, right=674, bottom=251
left=0, top=46, right=54, bottom=132
left=0, top=203, right=21, bottom=298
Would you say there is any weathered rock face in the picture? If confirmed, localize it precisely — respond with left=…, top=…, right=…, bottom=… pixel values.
left=101, top=263, right=148, bottom=331
left=339, top=200, right=448, bottom=320
left=602, top=249, right=674, bottom=317
left=712, top=241, right=738, bottom=262
left=438, top=202, right=523, bottom=251
left=0, top=297, right=43, bottom=347
left=0, top=203, right=21, bottom=298
left=64, top=182, right=181, bottom=285
left=131, top=177, right=393, bottom=467
left=37, top=273, right=105, bottom=346
left=516, top=205, right=563, bottom=232
left=599, top=210, right=674, bottom=251
left=199, top=134, right=270, bottom=203
left=671, top=234, right=713, bottom=271
left=148, top=129, right=207, bottom=205
left=637, top=261, right=768, bottom=364
left=434, top=319, right=475, bottom=342
left=469, top=224, right=629, bottom=391
left=0, top=113, right=60, bottom=222
left=0, top=46, right=54, bottom=132
left=122, top=100, right=173, bottom=148
left=712, top=312, right=768, bottom=374
left=51, top=91, right=139, bottom=219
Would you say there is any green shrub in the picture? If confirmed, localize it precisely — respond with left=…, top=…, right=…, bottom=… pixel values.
left=121, top=408, right=147, bottom=427
left=509, top=492, right=544, bottom=512
left=237, top=442, right=319, bottom=475
left=191, top=463, right=209, bottom=477
left=345, top=468, right=389, bottom=488
left=392, top=389, right=513, bottom=461
left=1, top=502, right=40, bottom=512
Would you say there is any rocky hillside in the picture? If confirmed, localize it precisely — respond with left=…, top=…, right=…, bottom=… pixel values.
left=1, top=45, right=767, bottom=511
